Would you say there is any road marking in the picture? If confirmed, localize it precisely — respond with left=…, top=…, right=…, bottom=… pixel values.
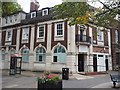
left=5, top=84, right=18, bottom=88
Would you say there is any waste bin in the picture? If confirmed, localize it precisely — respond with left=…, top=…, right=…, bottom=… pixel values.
left=62, top=68, right=69, bottom=80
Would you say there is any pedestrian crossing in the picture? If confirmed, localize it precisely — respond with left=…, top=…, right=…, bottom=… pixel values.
left=73, top=74, right=94, bottom=80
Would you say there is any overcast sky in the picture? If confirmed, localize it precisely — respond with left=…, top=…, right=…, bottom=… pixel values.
left=17, top=0, right=62, bottom=12
left=17, top=0, right=102, bottom=13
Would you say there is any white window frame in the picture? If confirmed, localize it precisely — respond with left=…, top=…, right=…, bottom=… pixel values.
left=5, top=17, right=8, bottom=24
left=115, top=30, right=118, bottom=44
left=42, top=9, right=48, bottom=16
left=31, top=12, right=36, bottom=18
left=9, top=16, right=12, bottom=23
left=55, top=22, right=64, bottom=37
left=6, top=30, right=12, bottom=41
left=37, top=25, right=45, bottom=39
left=22, top=27, right=29, bottom=40
left=97, top=30, right=104, bottom=42
left=14, top=14, right=17, bottom=21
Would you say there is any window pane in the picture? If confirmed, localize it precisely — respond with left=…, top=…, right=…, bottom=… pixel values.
left=57, top=23, right=63, bottom=36
left=115, top=30, right=118, bottom=44
left=53, top=56, right=57, bottom=62
left=61, top=48, right=65, bottom=53
left=36, top=47, right=46, bottom=62
left=1, top=50, right=5, bottom=60
left=58, top=47, right=61, bottom=53
left=23, top=28, right=29, bottom=39
left=7, top=31, right=12, bottom=41
left=38, top=26, right=44, bottom=37
left=21, top=48, right=29, bottom=62
left=39, top=55, right=42, bottom=61
left=54, top=48, right=57, bottom=53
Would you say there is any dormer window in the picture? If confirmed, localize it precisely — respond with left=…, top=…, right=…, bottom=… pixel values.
left=42, top=9, right=48, bottom=16
left=31, top=12, right=36, bottom=18
left=14, top=14, right=17, bottom=21
left=5, top=17, right=8, bottom=24
left=9, top=16, right=12, bottom=23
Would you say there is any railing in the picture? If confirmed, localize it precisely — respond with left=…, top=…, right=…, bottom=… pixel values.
left=76, top=34, right=91, bottom=44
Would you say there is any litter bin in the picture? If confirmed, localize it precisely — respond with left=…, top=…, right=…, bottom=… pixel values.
left=62, top=68, right=69, bottom=80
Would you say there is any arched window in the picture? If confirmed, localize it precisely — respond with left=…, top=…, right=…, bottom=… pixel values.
left=1, top=50, right=5, bottom=60
left=21, top=48, right=29, bottom=62
left=36, top=47, right=46, bottom=62
left=53, top=46, right=66, bottom=63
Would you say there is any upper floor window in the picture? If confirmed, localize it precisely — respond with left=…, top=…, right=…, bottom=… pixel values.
left=37, top=25, right=45, bottom=38
left=14, top=14, right=17, bottom=21
left=5, top=17, right=8, bottom=24
left=42, top=9, right=48, bottom=16
left=9, top=16, right=12, bottom=23
left=115, top=30, right=118, bottom=44
left=55, top=22, right=64, bottom=37
left=22, top=27, right=29, bottom=40
left=6, top=30, right=12, bottom=41
left=31, top=12, right=36, bottom=18
left=97, top=30, right=103, bottom=41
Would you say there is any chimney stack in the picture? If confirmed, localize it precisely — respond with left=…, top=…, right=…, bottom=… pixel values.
left=30, top=0, right=40, bottom=12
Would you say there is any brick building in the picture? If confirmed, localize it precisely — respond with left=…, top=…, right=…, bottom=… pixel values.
left=0, top=1, right=112, bottom=73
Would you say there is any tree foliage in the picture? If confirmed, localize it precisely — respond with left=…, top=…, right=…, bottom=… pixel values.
left=1, top=2, right=22, bottom=17
left=53, top=2, right=94, bottom=26
left=53, top=0, right=119, bottom=28
left=93, top=0, right=119, bottom=28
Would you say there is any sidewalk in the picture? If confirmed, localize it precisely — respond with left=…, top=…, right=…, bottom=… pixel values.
left=92, top=82, right=120, bottom=89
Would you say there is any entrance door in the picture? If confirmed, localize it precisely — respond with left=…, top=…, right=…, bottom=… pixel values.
left=78, top=54, right=84, bottom=72
left=105, top=59, right=108, bottom=71
left=93, top=54, right=97, bottom=72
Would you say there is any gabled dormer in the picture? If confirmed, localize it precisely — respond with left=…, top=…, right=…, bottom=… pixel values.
left=42, top=8, right=49, bottom=16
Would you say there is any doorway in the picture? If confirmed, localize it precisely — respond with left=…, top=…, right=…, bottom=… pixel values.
left=105, top=59, right=108, bottom=71
left=78, top=54, right=84, bottom=72
left=93, top=54, right=97, bottom=72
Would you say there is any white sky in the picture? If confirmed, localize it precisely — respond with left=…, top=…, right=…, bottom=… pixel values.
left=17, top=0, right=62, bottom=12
left=17, top=0, right=103, bottom=13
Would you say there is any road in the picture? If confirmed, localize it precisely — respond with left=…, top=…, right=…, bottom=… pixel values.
left=1, top=70, right=120, bottom=89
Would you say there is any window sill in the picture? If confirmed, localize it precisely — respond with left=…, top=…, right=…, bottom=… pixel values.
left=55, top=35, right=63, bottom=38
left=5, top=40, right=11, bottom=42
left=52, top=62, right=66, bottom=64
left=37, top=37, right=44, bottom=39
left=34, top=61, right=45, bottom=63
left=22, top=61, right=29, bottom=63
left=22, top=39, right=28, bottom=41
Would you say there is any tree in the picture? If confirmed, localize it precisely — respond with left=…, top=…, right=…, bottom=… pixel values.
left=53, top=0, right=119, bottom=28
left=53, top=0, right=120, bottom=72
left=1, top=2, right=22, bottom=17
left=93, top=0, right=119, bottom=28
left=53, top=2, right=94, bottom=26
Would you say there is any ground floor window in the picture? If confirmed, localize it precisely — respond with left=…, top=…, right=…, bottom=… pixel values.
left=1, top=50, right=5, bottom=60
left=53, top=46, right=66, bottom=63
left=36, top=47, right=46, bottom=62
left=21, top=48, right=29, bottom=62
